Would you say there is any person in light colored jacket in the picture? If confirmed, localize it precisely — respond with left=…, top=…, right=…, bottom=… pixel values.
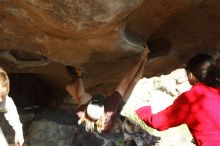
left=0, top=67, right=24, bottom=146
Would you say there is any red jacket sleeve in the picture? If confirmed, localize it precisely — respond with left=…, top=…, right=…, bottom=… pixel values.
left=136, top=93, right=189, bottom=131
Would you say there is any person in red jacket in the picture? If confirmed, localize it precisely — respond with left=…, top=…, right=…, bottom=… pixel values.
left=136, top=53, right=220, bottom=146
left=66, top=47, right=149, bottom=133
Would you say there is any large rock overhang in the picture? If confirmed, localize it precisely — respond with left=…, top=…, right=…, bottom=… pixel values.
left=0, top=0, right=220, bottom=96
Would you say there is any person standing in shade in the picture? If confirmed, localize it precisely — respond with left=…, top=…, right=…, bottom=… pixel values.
left=0, top=67, right=24, bottom=146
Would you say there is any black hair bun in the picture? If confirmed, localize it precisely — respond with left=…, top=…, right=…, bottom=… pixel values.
left=91, top=94, right=105, bottom=106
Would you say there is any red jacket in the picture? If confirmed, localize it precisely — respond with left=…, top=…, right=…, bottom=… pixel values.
left=136, top=83, right=220, bottom=146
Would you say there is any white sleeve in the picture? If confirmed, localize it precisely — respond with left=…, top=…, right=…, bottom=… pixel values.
left=4, top=96, right=23, bottom=138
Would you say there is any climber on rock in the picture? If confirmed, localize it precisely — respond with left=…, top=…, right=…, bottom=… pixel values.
left=66, top=46, right=149, bottom=133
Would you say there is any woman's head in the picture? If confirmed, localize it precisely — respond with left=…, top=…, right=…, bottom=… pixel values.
left=86, top=94, right=105, bottom=120
left=0, top=67, right=9, bottom=102
left=185, top=53, right=220, bottom=87
left=78, top=94, right=106, bottom=133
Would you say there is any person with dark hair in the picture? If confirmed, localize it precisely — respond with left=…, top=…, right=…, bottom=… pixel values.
left=66, top=47, right=149, bottom=133
left=135, top=53, right=220, bottom=146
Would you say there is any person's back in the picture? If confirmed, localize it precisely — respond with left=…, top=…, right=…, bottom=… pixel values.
left=135, top=53, right=220, bottom=146
left=184, top=83, right=220, bottom=146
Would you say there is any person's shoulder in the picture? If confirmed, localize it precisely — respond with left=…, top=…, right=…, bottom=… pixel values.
left=178, top=86, right=194, bottom=99
left=5, top=96, right=15, bottom=105
left=5, top=95, right=11, bottom=101
left=110, top=91, right=122, bottom=98
left=190, top=82, right=209, bottom=92
left=179, top=83, right=206, bottom=101
left=3, top=96, right=17, bottom=112
left=106, top=91, right=123, bottom=101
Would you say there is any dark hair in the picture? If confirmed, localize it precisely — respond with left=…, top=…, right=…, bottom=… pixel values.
left=186, top=53, right=220, bottom=87
left=89, top=94, right=105, bottom=107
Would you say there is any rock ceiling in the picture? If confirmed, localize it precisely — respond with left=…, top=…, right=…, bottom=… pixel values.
left=0, top=0, right=220, bottom=95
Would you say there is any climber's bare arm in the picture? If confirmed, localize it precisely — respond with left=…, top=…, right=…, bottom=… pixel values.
left=115, top=47, right=149, bottom=98
left=123, top=57, right=147, bottom=101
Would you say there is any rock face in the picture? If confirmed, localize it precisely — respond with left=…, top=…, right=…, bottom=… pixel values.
left=1, top=0, right=220, bottom=96
left=0, top=1, right=220, bottom=145
left=0, top=105, right=160, bottom=146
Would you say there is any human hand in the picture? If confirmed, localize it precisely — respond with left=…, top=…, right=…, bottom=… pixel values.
left=78, top=112, right=85, bottom=125
left=14, top=134, right=24, bottom=146
left=139, top=43, right=150, bottom=60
